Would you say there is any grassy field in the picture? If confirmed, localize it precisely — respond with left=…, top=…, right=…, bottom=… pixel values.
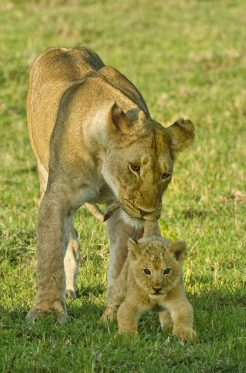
left=0, top=0, right=246, bottom=372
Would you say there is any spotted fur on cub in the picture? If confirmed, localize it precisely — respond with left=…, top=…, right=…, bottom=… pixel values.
left=102, top=234, right=195, bottom=343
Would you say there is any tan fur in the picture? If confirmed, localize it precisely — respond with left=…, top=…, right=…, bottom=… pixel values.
left=26, top=47, right=195, bottom=322
left=102, top=236, right=195, bottom=343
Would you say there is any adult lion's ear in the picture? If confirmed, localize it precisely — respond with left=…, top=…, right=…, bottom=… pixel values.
left=128, top=238, right=141, bottom=261
left=110, top=102, right=133, bottom=134
left=166, top=118, right=195, bottom=153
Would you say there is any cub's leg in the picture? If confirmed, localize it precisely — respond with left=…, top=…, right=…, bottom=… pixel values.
left=36, top=158, right=81, bottom=299
left=159, top=310, right=173, bottom=330
left=166, top=297, right=196, bottom=343
left=27, top=184, right=78, bottom=324
left=101, top=286, right=124, bottom=322
left=105, top=209, right=136, bottom=303
left=117, top=300, right=139, bottom=334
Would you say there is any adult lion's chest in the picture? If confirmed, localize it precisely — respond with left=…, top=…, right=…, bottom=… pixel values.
left=95, top=181, right=115, bottom=205
left=75, top=176, right=115, bottom=206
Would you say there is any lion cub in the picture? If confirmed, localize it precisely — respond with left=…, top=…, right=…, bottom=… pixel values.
left=102, top=235, right=195, bottom=343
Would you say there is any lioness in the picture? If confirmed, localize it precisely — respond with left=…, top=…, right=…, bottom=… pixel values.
left=26, top=47, right=194, bottom=323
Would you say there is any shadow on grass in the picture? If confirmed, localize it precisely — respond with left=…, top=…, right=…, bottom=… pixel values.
left=75, top=284, right=105, bottom=299
left=189, top=287, right=246, bottom=310
left=1, top=285, right=245, bottom=340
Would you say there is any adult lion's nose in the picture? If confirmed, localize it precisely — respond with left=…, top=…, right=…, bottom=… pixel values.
left=139, top=208, right=156, bottom=217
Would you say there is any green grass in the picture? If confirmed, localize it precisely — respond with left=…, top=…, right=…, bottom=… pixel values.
left=1, top=0, right=246, bottom=371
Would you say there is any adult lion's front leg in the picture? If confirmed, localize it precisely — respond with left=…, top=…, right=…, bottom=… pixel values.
left=27, top=184, right=77, bottom=324
left=105, top=209, right=140, bottom=303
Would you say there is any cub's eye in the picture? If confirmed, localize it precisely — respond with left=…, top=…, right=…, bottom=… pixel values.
left=163, top=268, right=171, bottom=275
left=162, top=173, right=171, bottom=181
left=143, top=268, right=151, bottom=276
left=129, top=164, right=141, bottom=174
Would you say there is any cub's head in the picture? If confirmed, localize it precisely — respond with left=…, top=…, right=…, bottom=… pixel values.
left=102, top=103, right=195, bottom=225
left=127, top=237, right=186, bottom=298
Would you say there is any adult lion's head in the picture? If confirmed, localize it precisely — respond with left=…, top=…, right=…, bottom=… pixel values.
left=101, top=103, right=195, bottom=224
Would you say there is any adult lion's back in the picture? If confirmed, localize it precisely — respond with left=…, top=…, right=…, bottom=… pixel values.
left=27, top=47, right=105, bottom=168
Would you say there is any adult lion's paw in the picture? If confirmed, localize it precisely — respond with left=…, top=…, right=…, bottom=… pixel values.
left=26, top=300, right=67, bottom=325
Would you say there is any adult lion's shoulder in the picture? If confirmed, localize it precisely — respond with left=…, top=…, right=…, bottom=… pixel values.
left=98, top=66, right=150, bottom=117
left=29, top=46, right=105, bottom=84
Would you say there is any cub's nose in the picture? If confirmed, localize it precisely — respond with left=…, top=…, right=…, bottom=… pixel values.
left=152, top=286, right=163, bottom=293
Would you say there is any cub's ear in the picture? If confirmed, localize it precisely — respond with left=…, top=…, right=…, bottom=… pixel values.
left=169, top=241, right=187, bottom=262
left=128, top=238, right=141, bottom=261
left=109, top=102, right=133, bottom=134
left=166, top=118, right=195, bottom=154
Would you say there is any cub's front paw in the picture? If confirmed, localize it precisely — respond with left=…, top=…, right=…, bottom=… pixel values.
left=101, top=308, right=116, bottom=323
left=173, top=327, right=196, bottom=343
left=118, top=327, right=137, bottom=335
left=159, top=310, right=173, bottom=330
left=26, top=300, right=67, bottom=325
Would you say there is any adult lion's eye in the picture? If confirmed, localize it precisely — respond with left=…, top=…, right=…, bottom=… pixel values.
left=163, top=268, right=171, bottom=275
left=130, top=164, right=141, bottom=174
left=143, top=268, right=151, bottom=275
left=162, top=173, right=171, bottom=180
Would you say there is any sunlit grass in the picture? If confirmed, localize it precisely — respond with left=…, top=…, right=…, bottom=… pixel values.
left=0, top=0, right=246, bottom=371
